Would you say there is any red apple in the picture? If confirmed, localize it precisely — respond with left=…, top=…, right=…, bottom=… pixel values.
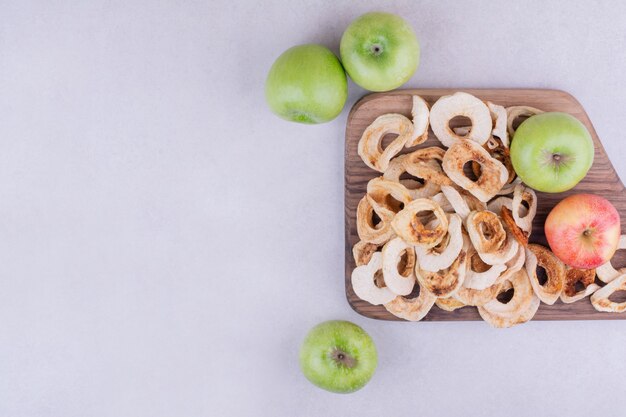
left=545, top=194, right=620, bottom=269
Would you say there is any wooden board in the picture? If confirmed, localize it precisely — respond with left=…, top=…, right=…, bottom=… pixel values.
left=345, top=89, right=626, bottom=321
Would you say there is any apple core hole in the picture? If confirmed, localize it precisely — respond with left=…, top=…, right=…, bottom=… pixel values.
left=397, top=250, right=409, bottom=276
left=470, top=252, right=491, bottom=273
left=377, top=194, right=405, bottom=213
left=497, top=287, right=515, bottom=304
left=413, top=211, right=437, bottom=230
left=380, top=133, right=400, bottom=151
left=373, top=270, right=386, bottom=288
left=372, top=211, right=382, bottom=227
left=608, top=290, right=626, bottom=303
left=536, top=266, right=549, bottom=286
left=432, top=234, right=450, bottom=255
left=512, top=115, right=530, bottom=131
left=517, top=198, right=531, bottom=218
left=463, top=161, right=480, bottom=182
left=449, top=116, right=472, bottom=134
left=399, top=171, right=426, bottom=186
left=479, top=222, right=494, bottom=239
left=574, top=280, right=587, bottom=293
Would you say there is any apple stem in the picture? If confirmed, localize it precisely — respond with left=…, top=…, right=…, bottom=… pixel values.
left=331, top=348, right=357, bottom=368
left=370, top=44, right=383, bottom=55
left=553, top=153, right=561, bottom=162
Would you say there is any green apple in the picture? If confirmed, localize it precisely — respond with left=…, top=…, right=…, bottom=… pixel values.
left=265, top=44, right=347, bottom=124
left=299, top=320, right=377, bottom=393
left=510, top=112, right=594, bottom=193
left=340, top=12, right=419, bottom=92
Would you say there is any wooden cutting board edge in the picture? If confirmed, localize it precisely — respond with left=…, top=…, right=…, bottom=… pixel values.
left=344, top=88, right=626, bottom=322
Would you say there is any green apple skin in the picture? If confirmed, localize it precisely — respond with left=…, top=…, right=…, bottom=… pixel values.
left=340, top=12, right=419, bottom=92
left=265, top=44, right=347, bottom=124
left=510, top=112, right=594, bottom=193
left=299, top=320, right=377, bottom=393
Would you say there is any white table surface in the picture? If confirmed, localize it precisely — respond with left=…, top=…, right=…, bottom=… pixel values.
left=1, top=1, right=625, bottom=416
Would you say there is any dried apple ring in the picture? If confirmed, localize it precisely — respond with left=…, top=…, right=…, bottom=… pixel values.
left=430, top=192, right=455, bottom=213
left=382, top=237, right=416, bottom=296
left=352, top=241, right=381, bottom=267
left=512, top=184, right=537, bottom=233
left=471, top=137, right=515, bottom=184
left=366, top=177, right=413, bottom=215
left=525, top=243, right=565, bottom=305
left=430, top=92, right=492, bottom=147
left=499, top=243, right=527, bottom=282
left=415, top=214, right=463, bottom=272
left=358, top=113, right=413, bottom=172
left=415, top=246, right=467, bottom=297
left=591, top=273, right=626, bottom=313
left=506, top=105, right=544, bottom=137
left=453, top=238, right=506, bottom=306
left=501, top=206, right=529, bottom=247
left=356, top=196, right=395, bottom=244
left=440, top=185, right=471, bottom=220
left=487, top=101, right=509, bottom=147
left=596, top=235, right=626, bottom=283
left=383, top=155, right=441, bottom=199
left=352, top=252, right=397, bottom=305
left=466, top=210, right=506, bottom=254
left=403, top=147, right=452, bottom=186
left=478, top=269, right=540, bottom=328
left=384, top=285, right=437, bottom=321
left=391, top=198, right=448, bottom=248
left=435, top=296, right=467, bottom=312
left=463, top=245, right=507, bottom=290
left=407, top=95, right=430, bottom=147
left=442, top=139, right=508, bottom=202
left=488, top=197, right=513, bottom=214
left=560, top=267, right=599, bottom=304
left=496, top=177, right=522, bottom=196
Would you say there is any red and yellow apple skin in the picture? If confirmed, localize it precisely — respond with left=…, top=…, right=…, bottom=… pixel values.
left=545, top=194, right=620, bottom=269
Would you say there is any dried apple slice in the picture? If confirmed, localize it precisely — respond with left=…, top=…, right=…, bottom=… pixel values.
left=442, top=139, right=508, bottom=202
left=506, top=105, right=544, bottom=137
left=352, top=241, right=381, bottom=266
left=403, top=147, right=452, bottom=186
left=453, top=237, right=505, bottom=305
left=525, top=243, right=565, bottom=305
left=488, top=197, right=513, bottom=214
left=415, top=214, right=463, bottom=272
left=487, top=101, right=509, bottom=147
left=366, top=177, right=413, bottom=214
left=512, top=184, right=537, bottom=233
left=352, top=252, right=397, bottom=305
left=415, top=244, right=467, bottom=297
left=358, top=113, right=413, bottom=172
left=383, top=155, right=441, bottom=199
left=501, top=206, right=529, bottom=247
left=499, top=243, right=526, bottom=282
left=465, top=210, right=506, bottom=254
left=596, top=235, right=626, bottom=283
left=391, top=198, right=448, bottom=248
left=407, top=95, right=430, bottom=147
left=356, top=196, right=395, bottom=244
left=496, top=177, right=522, bottom=196
left=430, top=92, right=492, bottom=147
left=382, top=237, right=416, bottom=296
left=560, top=267, right=599, bottom=304
left=384, top=285, right=437, bottom=321
left=435, top=296, right=467, bottom=312
left=478, top=269, right=540, bottom=328
left=591, top=273, right=626, bottom=313
left=463, top=246, right=507, bottom=290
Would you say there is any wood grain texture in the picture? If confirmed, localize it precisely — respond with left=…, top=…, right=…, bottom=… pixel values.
left=345, top=89, right=626, bottom=322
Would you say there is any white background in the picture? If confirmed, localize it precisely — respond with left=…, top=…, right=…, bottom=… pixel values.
left=1, top=1, right=625, bottom=416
